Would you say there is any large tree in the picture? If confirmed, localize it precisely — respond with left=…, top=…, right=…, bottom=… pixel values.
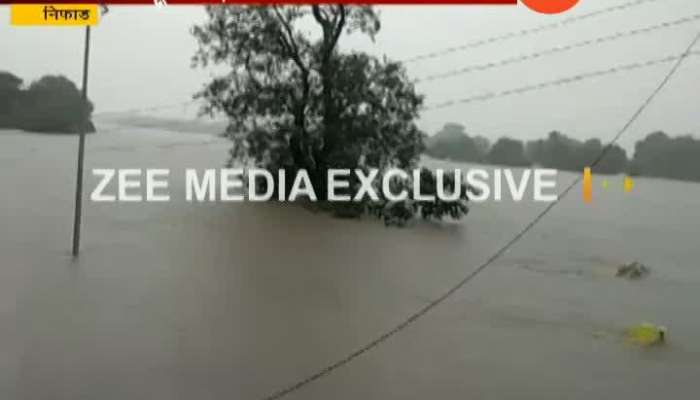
left=192, top=5, right=469, bottom=222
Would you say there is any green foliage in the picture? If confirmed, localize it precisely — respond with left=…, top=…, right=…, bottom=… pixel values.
left=629, top=131, right=700, bottom=182
left=192, top=5, right=469, bottom=223
left=424, top=123, right=486, bottom=162
left=472, top=135, right=491, bottom=159
left=424, top=126, right=634, bottom=173
left=487, top=137, right=530, bottom=167
left=0, top=71, right=94, bottom=133
left=365, top=168, right=470, bottom=226
left=0, top=71, right=23, bottom=128
left=423, top=124, right=699, bottom=183
left=526, top=131, right=627, bottom=174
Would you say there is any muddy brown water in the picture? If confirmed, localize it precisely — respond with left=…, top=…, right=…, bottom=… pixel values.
left=1, top=126, right=699, bottom=399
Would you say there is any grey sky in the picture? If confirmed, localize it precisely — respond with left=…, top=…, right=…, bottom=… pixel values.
left=1, top=0, right=698, bottom=151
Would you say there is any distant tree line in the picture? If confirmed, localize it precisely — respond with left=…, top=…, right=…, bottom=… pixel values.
left=525, top=131, right=627, bottom=174
left=425, top=122, right=700, bottom=182
left=0, top=71, right=94, bottom=134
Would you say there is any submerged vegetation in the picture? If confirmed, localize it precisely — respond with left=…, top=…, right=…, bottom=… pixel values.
left=0, top=71, right=94, bottom=134
left=616, top=261, right=651, bottom=280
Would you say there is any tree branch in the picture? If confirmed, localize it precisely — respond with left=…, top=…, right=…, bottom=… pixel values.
left=330, top=6, right=346, bottom=55
left=272, top=6, right=309, bottom=76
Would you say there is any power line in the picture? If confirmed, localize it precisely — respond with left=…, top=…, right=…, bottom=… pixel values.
left=425, top=50, right=700, bottom=110
left=91, top=1, right=662, bottom=116
left=415, top=13, right=700, bottom=83
left=93, top=52, right=700, bottom=119
left=259, top=31, right=700, bottom=400
left=402, top=0, right=663, bottom=64
left=91, top=1, right=671, bottom=116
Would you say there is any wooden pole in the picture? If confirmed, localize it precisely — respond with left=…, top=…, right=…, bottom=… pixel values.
left=72, top=26, right=91, bottom=257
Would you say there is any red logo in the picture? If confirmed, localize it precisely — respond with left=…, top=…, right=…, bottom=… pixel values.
left=521, top=0, right=580, bottom=14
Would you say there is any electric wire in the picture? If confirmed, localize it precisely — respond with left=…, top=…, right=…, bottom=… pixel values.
left=414, top=13, right=700, bottom=83
left=425, top=50, right=700, bottom=110
left=403, top=0, right=664, bottom=64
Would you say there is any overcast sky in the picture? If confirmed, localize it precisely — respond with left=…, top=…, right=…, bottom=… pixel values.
left=1, top=0, right=699, bottom=151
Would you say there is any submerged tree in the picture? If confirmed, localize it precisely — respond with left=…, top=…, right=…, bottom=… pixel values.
left=192, top=5, right=469, bottom=223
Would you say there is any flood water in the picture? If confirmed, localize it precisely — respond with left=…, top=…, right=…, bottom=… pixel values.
left=1, top=126, right=699, bottom=399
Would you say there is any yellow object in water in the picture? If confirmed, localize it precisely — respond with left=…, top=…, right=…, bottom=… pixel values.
left=625, top=323, right=666, bottom=346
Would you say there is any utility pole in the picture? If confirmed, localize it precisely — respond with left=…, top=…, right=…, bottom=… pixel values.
left=72, top=26, right=91, bottom=257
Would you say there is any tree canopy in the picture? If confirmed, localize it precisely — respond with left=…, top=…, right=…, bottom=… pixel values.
left=0, top=72, right=94, bottom=133
left=487, top=137, right=530, bottom=167
left=424, top=125, right=632, bottom=173
left=0, top=72, right=24, bottom=128
left=424, top=123, right=485, bottom=162
left=192, top=5, right=470, bottom=223
left=629, top=131, right=700, bottom=182
left=526, top=131, right=627, bottom=174
left=424, top=125, right=700, bottom=183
